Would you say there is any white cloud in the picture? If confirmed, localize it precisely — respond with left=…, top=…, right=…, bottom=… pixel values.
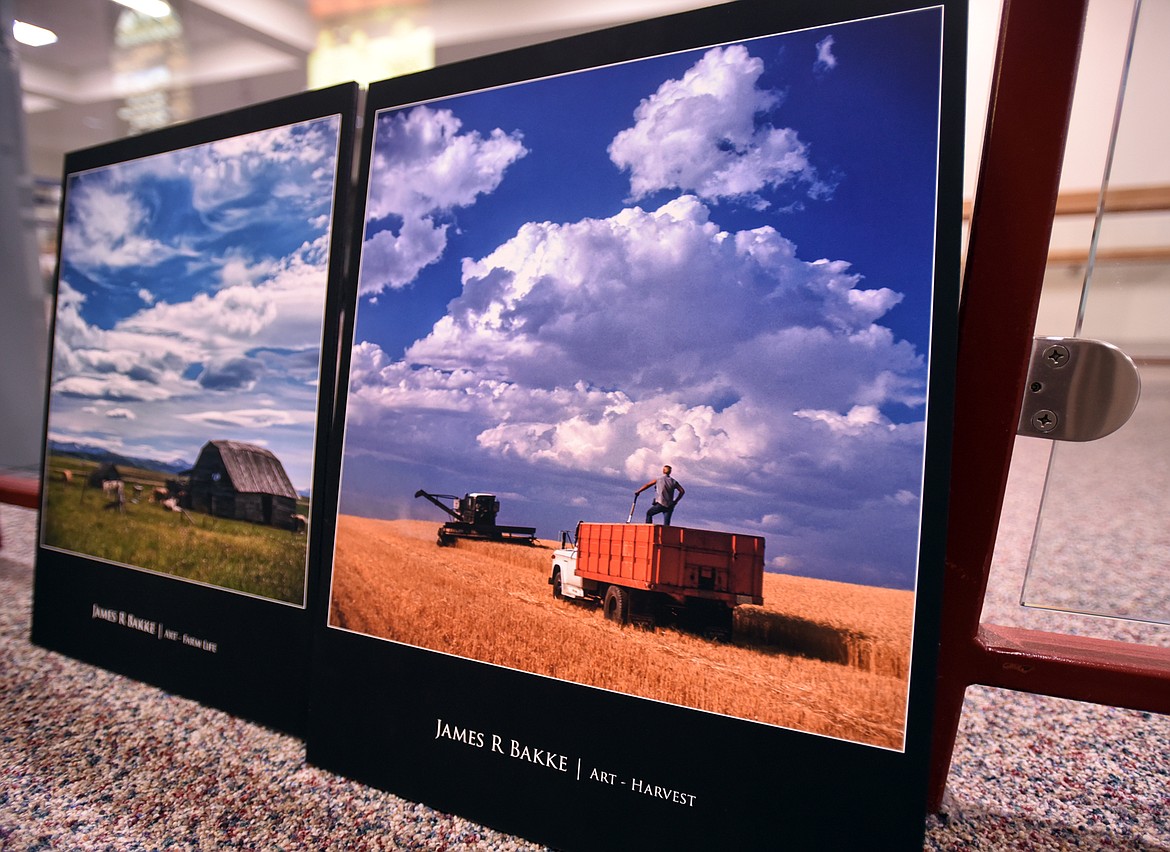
left=62, top=183, right=189, bottom=270
left=815, top=36, right=838, bottom=73
left=793, top=404, right=891, bottom=435
left=359, top=106, right=527, bottom=296
left=52, top=372, right=176, bottom=403
left=359, top=217, right=449, bottom=294
left=608, top=45, right=827, bottom=206
left=366, top=106, right=527, bottom=221
left=132, top=236, right=328, bottom=351
left=177, top=408, right=315, bottom=429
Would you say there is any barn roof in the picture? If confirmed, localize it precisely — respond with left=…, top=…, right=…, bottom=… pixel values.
left=203, top=440, right=298, bottom=500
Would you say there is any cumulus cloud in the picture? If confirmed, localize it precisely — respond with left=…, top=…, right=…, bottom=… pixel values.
left=359, top=106, right=527, bottom=296
left=396, top=195, right=909, bottom=396
left=347, top=194, right=928, bottom=579
left=358, top=216, right=449, bottom=295
left=608, top=45, right=829, bottom=207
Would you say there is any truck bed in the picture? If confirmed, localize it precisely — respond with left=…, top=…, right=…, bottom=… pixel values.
left=575, top=523, right=764, bottom=605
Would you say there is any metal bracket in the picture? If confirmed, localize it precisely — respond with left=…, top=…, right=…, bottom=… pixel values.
left=1017, top=337, right=1141, bottom=441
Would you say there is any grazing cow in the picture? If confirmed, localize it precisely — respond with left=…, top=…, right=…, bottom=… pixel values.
left=152, top=486, right=170, bottom=503
left=61, top=469, right=73, bottom=484
left=291, top=513, right=308, bottom=534
left=102, top=479, right=125, bottom=511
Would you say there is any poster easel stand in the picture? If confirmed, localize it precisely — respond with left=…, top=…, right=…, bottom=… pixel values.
left=930, top=0, right=1170, bottom=812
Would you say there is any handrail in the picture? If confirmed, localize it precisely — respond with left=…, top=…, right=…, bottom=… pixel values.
left=962, top=183, right=1170, bottom=219
left=964, top=184, right=1170, bottom=265
left=0, top=472, right=40, bottom=509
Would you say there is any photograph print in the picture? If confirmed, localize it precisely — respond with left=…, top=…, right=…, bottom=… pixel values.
left=330, top=6, right=951, bottom=749
left=40, top=109, right=347, bottom=607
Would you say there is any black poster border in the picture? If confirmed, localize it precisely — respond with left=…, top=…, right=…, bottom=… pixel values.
left=309, top=0, right=965, bottom=846
left=32, top=82, right=360, bottom=738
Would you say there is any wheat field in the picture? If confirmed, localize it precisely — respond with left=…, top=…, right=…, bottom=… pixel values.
left=330, top=515, right=915, bottom=749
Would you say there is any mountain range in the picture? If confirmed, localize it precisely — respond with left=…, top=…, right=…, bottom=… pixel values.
left=47, top=441, right=191, bottom=475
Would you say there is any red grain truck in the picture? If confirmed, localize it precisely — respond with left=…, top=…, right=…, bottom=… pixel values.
left=549, top=522, right=764, bottom=635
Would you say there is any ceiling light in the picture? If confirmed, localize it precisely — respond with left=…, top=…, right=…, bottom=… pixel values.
left=111, top=0, right=174, bottom=18
left=13, top=20, right=58, bottom=47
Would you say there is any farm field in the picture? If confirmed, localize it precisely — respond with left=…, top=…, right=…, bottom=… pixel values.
left=330, top=515, right=916, bottom=749
left=41, top=456, right=309, bottom=604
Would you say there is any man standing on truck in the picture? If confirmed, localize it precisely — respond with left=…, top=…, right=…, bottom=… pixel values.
left=636, top=464, right=685, bottom=525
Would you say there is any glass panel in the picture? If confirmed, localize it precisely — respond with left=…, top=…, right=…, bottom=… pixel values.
left=1021, top=0, right=1170, bottom=625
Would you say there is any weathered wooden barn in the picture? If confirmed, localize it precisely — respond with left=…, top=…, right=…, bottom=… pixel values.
left=181, top=440, right=300, bottom=530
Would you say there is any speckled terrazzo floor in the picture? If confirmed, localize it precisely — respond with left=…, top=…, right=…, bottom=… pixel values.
left=1, top=436, right=1167, bottom=850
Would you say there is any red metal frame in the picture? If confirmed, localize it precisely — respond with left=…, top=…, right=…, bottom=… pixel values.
left=930, top=0, right=1170, bottom=812
left=0, top=475, right=38, bottom=510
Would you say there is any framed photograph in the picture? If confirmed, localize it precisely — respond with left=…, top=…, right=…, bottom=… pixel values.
left=32, top=83, right=359, bottom=736
left=309, top=0, right=964, bottom=845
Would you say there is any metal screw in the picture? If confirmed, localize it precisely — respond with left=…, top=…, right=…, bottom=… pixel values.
left=1043, top=344, right=1070, bottom=368
left=1030, top=381, right=1043, bottom=393
left=1031, top=409, right=1058, bottom=433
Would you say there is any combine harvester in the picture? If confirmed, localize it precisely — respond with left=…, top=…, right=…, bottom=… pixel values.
left=414, top=489, right=537, bottom=547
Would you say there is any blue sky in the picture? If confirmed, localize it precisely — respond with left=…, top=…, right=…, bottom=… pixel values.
left=338, top=9, right=946, bottom=589
left=46, top=116, right=343, bottom=493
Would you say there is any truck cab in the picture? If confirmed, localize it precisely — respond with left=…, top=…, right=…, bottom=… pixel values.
left=549, top=528, right=588, bottom=601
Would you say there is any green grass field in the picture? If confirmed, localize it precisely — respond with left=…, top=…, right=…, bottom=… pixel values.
left=42, top=455, right=309, bottom=605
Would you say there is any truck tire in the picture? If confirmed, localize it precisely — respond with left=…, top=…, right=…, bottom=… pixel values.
left=603, top=585, right=629, bottom=625
left=551, top=569, right=563, bottom=599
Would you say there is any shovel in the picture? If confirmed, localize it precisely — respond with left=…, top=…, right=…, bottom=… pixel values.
left=626, top=491, right=639, bottom=523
